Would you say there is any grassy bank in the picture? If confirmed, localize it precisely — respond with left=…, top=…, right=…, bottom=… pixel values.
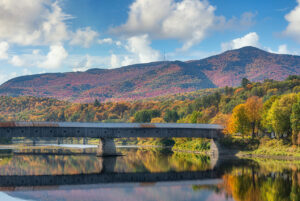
left=238, top=137, right=300, bottom=158
left=172, top=138, right=210, bottom=153
left=218, top=136, right=300, bottom=158
left=114, top=137, right=211, bottom=153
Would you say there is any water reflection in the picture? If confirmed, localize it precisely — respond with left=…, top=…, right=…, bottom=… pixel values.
left=0, top=145, right=299, bottom=201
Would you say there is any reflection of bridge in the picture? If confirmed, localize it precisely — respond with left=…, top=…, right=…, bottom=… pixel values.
left=0, top=122, right=224, bottom=156
left=0, top=156, right=252, bottom=190
left=0, top=155, right=226, bottom=188
left=0, top=171, right=223, bottom=188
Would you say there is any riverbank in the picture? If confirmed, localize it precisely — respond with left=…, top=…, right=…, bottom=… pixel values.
left=236, top=138, right=300, bottom=159
left=6, top=136, right=300, bottom=159
left=218, top=136, right=300, bottom=159
left=117, top=136, right=300, bottom=160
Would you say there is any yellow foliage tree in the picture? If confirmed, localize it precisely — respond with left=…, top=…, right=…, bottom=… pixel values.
left=227, top=104, right=251, bottom=137
left=150, top=117, right=166, bottom=123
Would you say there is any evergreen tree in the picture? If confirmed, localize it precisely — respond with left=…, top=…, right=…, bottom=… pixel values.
left=94, top=99, right=101, bottom=107
left=241, top=78, right=251, bottom=88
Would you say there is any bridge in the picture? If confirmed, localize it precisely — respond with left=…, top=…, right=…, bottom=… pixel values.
left=0, top=122, right=224, bottom=156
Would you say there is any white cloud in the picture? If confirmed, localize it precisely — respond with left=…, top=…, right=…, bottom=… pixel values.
left=70, top=27, right=99, bottom=48
left=39, top=44, right=68, bottom=69
left=217, top=12, right=256, bottom=31
left=72, top=55, right=92, bottom=72
left=267, top=44, right=299, bottom=55
left=123, top=34, right=161, bottom=65
left=0, top=41, right=9, bottom=59
left=98, top=38, right=122, bottom=47
left=110, top=54, right=120, bottom=68
left=108, top=35, right=161, bottom=67
left=221, top=32, right=260, bottom=51
left=22, top=68, right=32, bottom=75
left=121, top=56, right=136, bottom=67
left=284, top=0, right=300, bottom=42
left=115, top=41, right=122, bottom=46
left=0, top=72, right=17, bottom=84
left=98, top=38, right=113, bottom=45
left=0, top=0, right=71, bottom=46
left=10, top=55, right=24, bottom=66
left=113, top=0, right=216, bottom=50
left=116, top=0, right=172, bottom=35
left=32, top=49, right=40, bottom=55
left=277, top=44, right=289, bottom=54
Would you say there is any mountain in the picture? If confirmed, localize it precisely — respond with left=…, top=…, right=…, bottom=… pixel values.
left=189, top=46, right=300, bottom=87
left=0, top=46, right=299, bottom=102
left=0, top=61, right=215, bottom=102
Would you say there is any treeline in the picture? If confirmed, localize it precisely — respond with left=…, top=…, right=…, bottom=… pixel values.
left=0, top=76, right=300, bottom=144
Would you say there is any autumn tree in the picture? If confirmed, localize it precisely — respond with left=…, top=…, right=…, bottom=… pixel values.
left=261, top=96, right=278, bottom=132
left=227, top=104, right=251, bottom=137
left=150, top=117, right=165, bottom=123
left=244, top=96, right=263, bottom=138
left=291, top=99, right=300, bottom=145
left=267, top=94, right=298, bottom=138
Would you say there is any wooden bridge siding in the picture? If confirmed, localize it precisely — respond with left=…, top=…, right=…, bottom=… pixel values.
left=0, top=127, right=223, bottom=139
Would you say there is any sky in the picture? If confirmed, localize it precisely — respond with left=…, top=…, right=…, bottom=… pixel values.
left=0, top=0, right=300, bottom=84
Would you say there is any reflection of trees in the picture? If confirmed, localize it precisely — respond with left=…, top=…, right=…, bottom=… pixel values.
left=222, top=166, right=300, bottom=201
left=115, top=148, right=212, bottom=173
left=0, top=155, right=102, bottom=175
left=0, top=148, right=212, bottom=176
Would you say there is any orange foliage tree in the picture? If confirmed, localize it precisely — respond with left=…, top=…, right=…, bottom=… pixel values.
left=244, top=96, right=263, bottom=137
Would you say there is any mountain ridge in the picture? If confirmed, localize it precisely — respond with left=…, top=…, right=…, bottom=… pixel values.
left=0, top=46, right=299, bottom=102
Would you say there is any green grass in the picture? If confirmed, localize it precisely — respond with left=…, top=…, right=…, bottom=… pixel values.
left=114, top=137, right=174, bottom=147
left=172, top=138, right=210, bottom=153
left=241, top=137, right=300, bottom=157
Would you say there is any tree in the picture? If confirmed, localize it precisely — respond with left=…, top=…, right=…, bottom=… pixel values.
left=291, top=100, right=300, bottom=145
left=267, top=94, right=298, bottom=138
left=244, top=96, right=263, bottom=138
left=261, top=96, right=278, bottom=132
left=150, top=117, right=165, bottom=123
left=225, top=86, right=234, bottom=95
left=189, top=111, right=203, bottom=123
left=227, top=104, right=251, bottom=137
left=134, top=109, right=161, bottom=123
left=241, top=78, right=251, bottom=88
left=93, top=99, right=101, bottom=107
left=134, top=110, right=152, bottom=123
left=286, top=75, right=300, bottom=81
left=163, top=110, right=179, bottom=123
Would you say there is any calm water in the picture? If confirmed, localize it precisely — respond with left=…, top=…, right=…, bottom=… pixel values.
left=0, top=143, right=299, bottom=201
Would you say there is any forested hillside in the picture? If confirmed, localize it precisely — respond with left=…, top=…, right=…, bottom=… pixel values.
left=1, top=75, right=300, bottom=145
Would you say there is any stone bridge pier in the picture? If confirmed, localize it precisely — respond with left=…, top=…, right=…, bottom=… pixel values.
left=96, top=137, right=225, bottom=160
left=97, top=138, right=118, bottom=157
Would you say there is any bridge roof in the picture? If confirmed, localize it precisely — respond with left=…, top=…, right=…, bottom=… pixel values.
left=0, top=122, right=223, bottom=129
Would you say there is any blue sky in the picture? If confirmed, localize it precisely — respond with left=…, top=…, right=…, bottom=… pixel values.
left=0, top=0, right=300, bottom=83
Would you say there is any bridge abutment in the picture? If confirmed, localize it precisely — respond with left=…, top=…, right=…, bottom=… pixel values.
left=97, top=138, right=119, bottom=157
left=210, top=139, right=219, bottom=158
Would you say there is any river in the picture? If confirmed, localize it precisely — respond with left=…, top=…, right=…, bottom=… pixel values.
left=0, top=143, right=299, bottom=201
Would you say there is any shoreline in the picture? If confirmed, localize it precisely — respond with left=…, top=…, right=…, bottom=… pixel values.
left=236, top=152, right=300, bottom=161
